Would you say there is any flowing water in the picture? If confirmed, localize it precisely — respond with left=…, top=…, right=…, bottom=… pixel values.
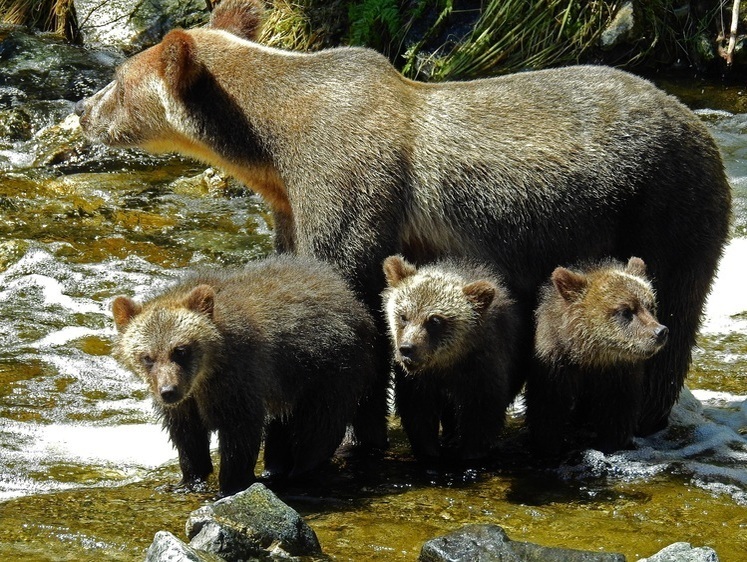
left=0, top=29, right=745, bottom=561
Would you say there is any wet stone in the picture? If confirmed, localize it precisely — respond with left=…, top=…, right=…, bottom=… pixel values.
left=419, top=524, right=626, bottom=562
left=185, top=483, right=322, bottom=559
left=146, top=530, right=225, bottom=562
left=638, top=542, right=719, bottom=562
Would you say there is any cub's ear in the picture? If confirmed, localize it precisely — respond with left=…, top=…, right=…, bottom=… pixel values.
left=463, top=280, right=496, bottom=314
left=159, top=29, right=204, bottom=98
left=209, top=0, right=264, bottom=41
left=185, top=284, right=215, bottom=317
left=383, top=255, right=417, bottom=287
left=112, top=296, right=142, bottom=333
left=551, top=267, right=587, bottom=303
left=626, top=256, right=647, bottom=277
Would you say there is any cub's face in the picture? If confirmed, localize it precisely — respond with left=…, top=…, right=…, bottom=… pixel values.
left=112, top=286, right=221, bottom=407
left=583, top=273, right=668, bottom=364
left=384, top=273, right=485, bottom=374
left=550, top=259, right=668, bottom=368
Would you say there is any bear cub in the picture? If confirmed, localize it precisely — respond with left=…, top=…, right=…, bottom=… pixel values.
left=112, top=255, right=379, bottom=495
left=382, top=255, right=522, bottom=461
left=526, top=256, right=669, bottom=455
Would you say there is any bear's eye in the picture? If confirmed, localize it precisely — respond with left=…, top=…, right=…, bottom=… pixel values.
left=140, top=354, right=154, bottom=369
left=172, top=345, right=192, bottom=366
left=398, top=313, right=409, bottom=325
left=426, top=314, right=446, bottom=331
left=616, top=307, right=635, bottom=323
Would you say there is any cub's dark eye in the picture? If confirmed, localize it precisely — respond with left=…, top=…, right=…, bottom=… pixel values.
left=426, top=314, right=446, bottom=331
left=140, top=355, right=154, bottom=369
left=172, top=345, right=192, bottom=366
left=616, top=307, right=635, bottom=323
left=398, top=313, right=409, bottom=325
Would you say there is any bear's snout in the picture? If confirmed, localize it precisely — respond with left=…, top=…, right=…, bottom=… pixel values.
left=159, top=384, right=182, bottom=404
left=654, top=324, right=669, bottom=345
left=398, top=342, right=416, bottom=364
left=74, top=98, right=87, bottom=117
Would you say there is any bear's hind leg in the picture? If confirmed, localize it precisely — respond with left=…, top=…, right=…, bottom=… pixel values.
left=262, top=418, right=294, bottom=479
left=286, top=403, right=349, bottom=479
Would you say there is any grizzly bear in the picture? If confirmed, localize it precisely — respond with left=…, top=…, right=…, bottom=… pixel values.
left=111, top=255, right=379, bottom=495
left=526, top=257, right=669, bottom=454
left=382, top=255, right=522, bottom=461
left=76, top=0, right=731, bottom=436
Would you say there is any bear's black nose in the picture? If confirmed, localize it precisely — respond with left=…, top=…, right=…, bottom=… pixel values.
left=655, top=325, right=669, bottom=345
left=74, top=99, right=86, bottom=117
left=160, top=385, right=180, bottom=403
left=399, top=343, right=415, bottom=359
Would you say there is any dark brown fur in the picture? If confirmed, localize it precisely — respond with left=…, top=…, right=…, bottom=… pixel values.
left=112, top=255, right=379, bottom=495
left=383, top=255, right=522, bottom=461
left=77, top=0, right=731, bottom=436
left=526, top=257, right=669, bottom=454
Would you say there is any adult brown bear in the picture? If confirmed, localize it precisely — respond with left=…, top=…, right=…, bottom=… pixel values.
left=76, top=0, right=731, bottom=436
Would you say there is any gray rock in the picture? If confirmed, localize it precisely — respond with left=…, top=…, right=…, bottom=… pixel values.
left=600, top=1, right=636, bottom=50
left=145, top=530, right=225, bottom=562
left=76, top=0, right=211, bottom=53
left=419, top=524, right=625, bottom=562
left=638, top=542, right=719, bottom=562
left=186, top=483, right=322, bottom=559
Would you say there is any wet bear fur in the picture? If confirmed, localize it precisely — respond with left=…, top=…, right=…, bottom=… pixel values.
left=111, top=255, right=379, bottom=495
left=382, top=255, right=522, bottom=461
left=526, top=257, right=669, bottom=454
left=77, top=0, right=731, bottom=436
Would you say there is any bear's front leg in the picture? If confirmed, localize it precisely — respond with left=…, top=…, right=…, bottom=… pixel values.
left=162, top=399, right=213, bottom=490
left=395, top=369, right=441, bottom=460
left=217, top=422, right=262, bottom=496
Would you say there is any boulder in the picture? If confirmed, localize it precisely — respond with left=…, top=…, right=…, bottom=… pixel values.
left=186, top=483, right=322, bottom=559
left=419, top=524, right=625, bottom=562
left=638, top=542, right=719, bottom=562
left=145, top=530, right=225, bottom=562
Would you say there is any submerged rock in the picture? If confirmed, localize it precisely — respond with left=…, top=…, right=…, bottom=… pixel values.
left=185, top=483, right=323, bottom=559
left=419, top=524, right=625, bottom=562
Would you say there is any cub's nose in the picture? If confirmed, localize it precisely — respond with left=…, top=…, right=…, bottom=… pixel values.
left=654, top=325, right=669, bottom=345
left=74, top=98, right=86, bottom=117
left=399, top=343, right=415, bottom=359
left=159, top=384, right=180, bottom=404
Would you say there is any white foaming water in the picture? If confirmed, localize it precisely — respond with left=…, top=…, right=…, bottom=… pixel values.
left=701, top=237, right=747, bottom=334
left=0, top=421, right=175, bottom=501
left=0, top=245, right=183, bottom=499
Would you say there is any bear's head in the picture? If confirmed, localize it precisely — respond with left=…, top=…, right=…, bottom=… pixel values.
left=75, top=0, right=264, bottom=154
left=544, top=256, right=669, bottom=368
left=112, top=284, right=222, bottom=406
left=382, top=255, right=497, bottom=374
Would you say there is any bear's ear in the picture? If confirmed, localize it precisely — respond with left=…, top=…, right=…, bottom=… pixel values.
left=626, top=256, right=647, bottom=277
left=159, top=30, right=204, bottom=98
left=185, top=284, right=215, bottom=317
left=383, top=255, right=417, bottom=287
left=209, top=0, right=264, bottom=41
left=112, top=296, right=142, bottom=332
left=463, top=280, right=496, bottom=314
left=551, top=267, right=587, bottom=303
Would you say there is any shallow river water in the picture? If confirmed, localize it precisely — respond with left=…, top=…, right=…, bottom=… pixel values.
left=0, top=31, right=746, bottom=561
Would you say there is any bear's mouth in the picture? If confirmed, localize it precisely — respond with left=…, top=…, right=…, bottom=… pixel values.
left=397, top=354, right=426, bottom=374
